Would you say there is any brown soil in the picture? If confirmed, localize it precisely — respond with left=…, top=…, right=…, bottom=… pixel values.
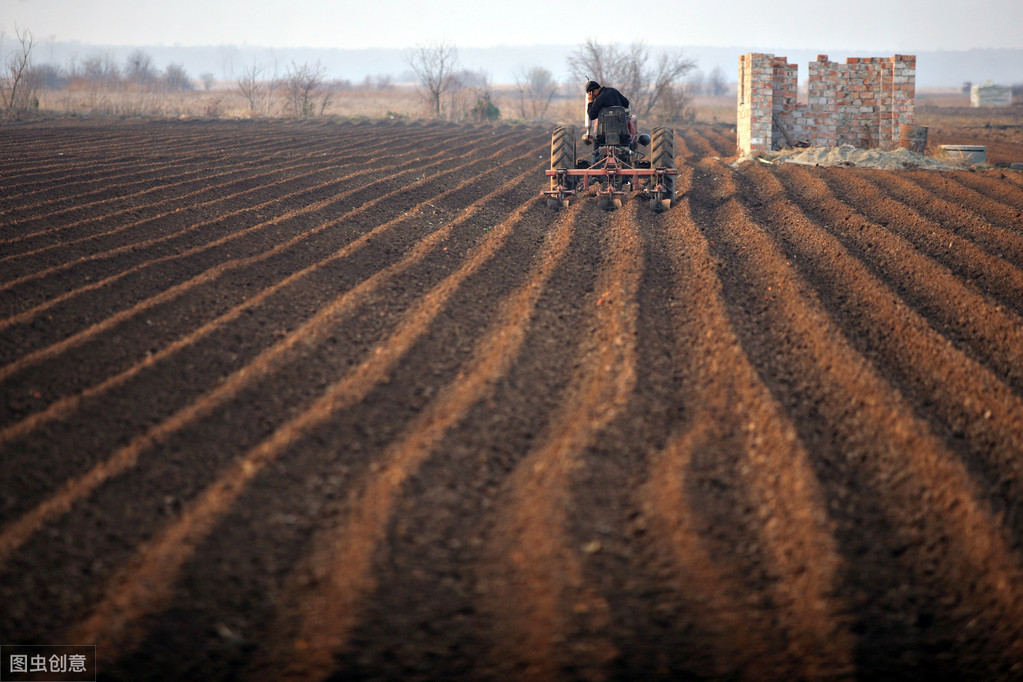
left=3, top=118, right=1023, bottom=681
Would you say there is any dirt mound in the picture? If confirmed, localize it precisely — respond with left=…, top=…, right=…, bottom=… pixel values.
left=736, top=144, right=964, bottom=170
left=3, top=119, right=1023, bottom=681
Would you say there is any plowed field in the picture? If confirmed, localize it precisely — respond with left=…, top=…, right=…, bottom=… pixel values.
left=3, top=118, right=1023, bottom=681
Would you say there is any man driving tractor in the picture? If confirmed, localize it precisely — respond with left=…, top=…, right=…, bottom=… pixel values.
left=582, top=80, right=630, bottom=147
left=585, top=80, right=629, bottom=124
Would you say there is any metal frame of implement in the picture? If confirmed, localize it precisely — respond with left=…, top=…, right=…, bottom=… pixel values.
left=543, top=146, right=677, bottom=209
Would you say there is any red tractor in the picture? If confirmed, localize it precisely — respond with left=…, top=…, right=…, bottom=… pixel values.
left=543, top=105, right=676, bottom=211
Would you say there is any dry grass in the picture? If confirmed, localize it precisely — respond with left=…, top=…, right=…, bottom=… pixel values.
left=35, top=86, right=1015, bottom=136
left=30, top=84, right=739, bottom=129
left=35, top=86, right=426, bottom=120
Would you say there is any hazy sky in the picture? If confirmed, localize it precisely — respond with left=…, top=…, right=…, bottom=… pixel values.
left=4, top=0, right=1023, bottom=51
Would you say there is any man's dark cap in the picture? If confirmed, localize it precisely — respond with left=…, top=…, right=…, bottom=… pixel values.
left=585, top=80, right=600, bottom=92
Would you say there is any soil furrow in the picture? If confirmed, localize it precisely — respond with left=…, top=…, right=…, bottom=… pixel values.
left=700, top=125, right=739, bottom=157
left=0, top=162, right=543, bottom=648
left=671, top=131, right=693, bottom=162
left=61, top=180, right=549, bottom=672
left=0, top=137, right=543, bottom=396
left=0, top=131, right=365, bottom=233
left=0, top=140, right=500, bottom=437
left=700, top=158, right=1023, bottom=679
left=475, top=201, right=641, bottom=681
left=620, top=187, right=855, bottom=679
left=0, top=128, right=456, bottom=267
left=0, top=126, right=338, bottom=211
left=862, top=170, right=1023, bottom=271
left=739, top=161, right=1023, bottom=552
left=904, top=171, right=1023, bottom=231
left=947, top=171, right=1023, bottom=212
left=226, top=201, right=578, bottom=682
left=775, top=164, right=1023, bottom=399
left=0, top=156, right=547, bottom=522
left=318, top=204, right=606, bottom=681
left=0, top=132, right=536, bottom=359
left=678, top=129, right=718, bottom=160
left=0, top=121, right=439, bottom=223
left=0, top=122, right=286, bottom=198
left=0, top=158, right=548, bottom=662
left=825, top=167, right=1023, bottom=325
left=4, top=118, right=1022, bottom=680
left=2, top=157, right=348, bottom=256
left=0, top=125, right=493, bottom=265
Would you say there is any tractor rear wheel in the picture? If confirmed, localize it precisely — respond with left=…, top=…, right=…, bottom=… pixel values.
left=550, top=126, right=576, bottom=192
left=650, top=127, right=675, bottom=207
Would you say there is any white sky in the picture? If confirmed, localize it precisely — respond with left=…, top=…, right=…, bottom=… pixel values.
left=4, top=0, right=1023, bottom=51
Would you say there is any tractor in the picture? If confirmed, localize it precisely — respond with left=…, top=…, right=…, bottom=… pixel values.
left=543, top=102, right=676, bottom=212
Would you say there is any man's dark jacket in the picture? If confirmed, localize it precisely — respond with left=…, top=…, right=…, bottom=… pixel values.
left=587, top=86, right=630, bottom=122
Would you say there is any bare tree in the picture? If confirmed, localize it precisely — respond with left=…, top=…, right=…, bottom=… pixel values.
left=200, top=72, right=216, bottom=91
left=707, top=66, right=727, bottom=96
left=1, top=26, right=40, bottom=117
left=513, top=66, right=558, bottom=121
left=163, top=63, right=192, bottom=92
left=283, top=60, right=327, bottom=118
left=219, top=45, right=239, bottom=80
left=686, top=69, right=705, bottom=96
left=237, top=60, right=265, bottom=113
left=318, top=79, right=351, bottom=116
left=125, top=49, right=157, bottom=87
left=405, top=40, right=459, bottom=118
left=567, top=39, right=695, bottom=121
left=33, top=62, right=69, bottom=89
left=81, top=52, right=120, bottom=87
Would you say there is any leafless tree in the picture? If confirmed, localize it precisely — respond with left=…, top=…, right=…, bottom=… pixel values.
left=567, top=39, right=696, bottom=121
left=163, top=63, right=192, bottom=92
left=513, top=66, right=558, bottom=121
left=219, top=45, right=239, bottom=80
left=32, top=63, right=69, bottom=89
left=317, top=79, right=351, bottom=116
left=237, top=60, right=265, bottom=113
left=125, top=49, right=157, bottom=87
left=686, top=69, right=705, bottom=96
left=283, top=60, right=328, bottom=118
left=405, top=40, right=459, bottom=118
left=200, top=72, right=215, bottom=91
left=360, top=73, right=393, bottom=90
left=81, top=52, right=121, bottom=87
left=1, top=26, right=40, bottom=117
left=707, top=66, right=727, bottom=96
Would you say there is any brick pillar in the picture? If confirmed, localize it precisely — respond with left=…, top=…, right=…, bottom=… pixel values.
left=807, top=55, right=838, bottom=147
left=891, top=54, right=916, bottom=147
left=737, top=53, right=776, bottom=154
left=771, top=57, right=798, bottom=150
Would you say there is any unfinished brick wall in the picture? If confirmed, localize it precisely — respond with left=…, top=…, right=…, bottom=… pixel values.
left=737, top=53, right=916, bottom=154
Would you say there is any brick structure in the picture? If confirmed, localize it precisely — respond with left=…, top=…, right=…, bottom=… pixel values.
left=737, top=53, right=916, bottom=154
